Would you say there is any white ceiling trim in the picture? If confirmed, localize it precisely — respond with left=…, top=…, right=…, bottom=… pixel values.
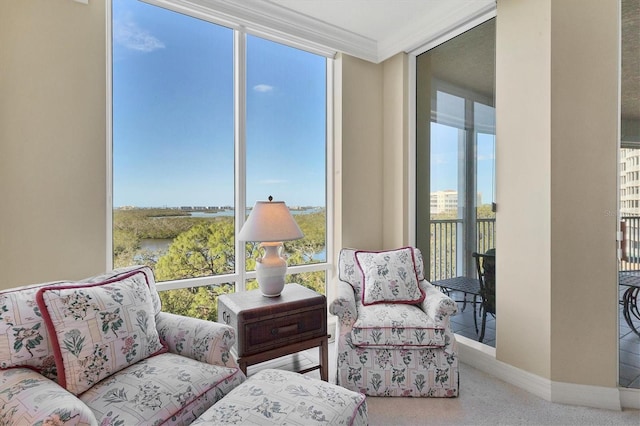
left=142, top=0, right=496, bottom=63
left=142, top=0, right=374, bottom=60
left=385, top=2, right=496, bottom=61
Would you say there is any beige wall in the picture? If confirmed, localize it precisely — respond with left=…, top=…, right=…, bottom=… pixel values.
left=0, top=0, right=622, bottom=393
left=334, top=52, right=410, bottom=253
left=0, top=0, right=107, bottom=288
left=548, top=0, right=619, bottom=387
left=382, top=53, right=410, bottom=248
left=335, top=54, right=384, bottom=251
left=496, top=0, right=619, bottom=387
left=495, top=0, right=553, bottom=379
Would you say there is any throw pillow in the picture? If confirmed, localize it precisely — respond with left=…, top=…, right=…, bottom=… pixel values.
left=0, top=281, right=71, bottom=382
left=356, top=247, right=425, bottom=306
left=36, top=270, right=166, bottom=395
left=338, top=248, right=363, bottom=297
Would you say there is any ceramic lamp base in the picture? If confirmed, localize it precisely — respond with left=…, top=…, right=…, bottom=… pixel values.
left=255, top=242, right=287, bottom=297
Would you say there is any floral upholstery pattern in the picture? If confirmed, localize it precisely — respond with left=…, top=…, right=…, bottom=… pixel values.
left=351, top=303, right=445, bottom=348
left=156, top=311, right=238, bottom=368
left=80, top=265, right=162, bottom=316
left=0, top=280, right=72, bottom=382
left=331, top=248, right=459, bottom=397
left=80, top=353, right=245, bottom=425
left=356, top=248, right=424, bottom=305
left=0, top=368, right=96, bottom=426
left=0, top=266, right=246, bottom=425
left=339, top=247, right=426, bottom=298
left=36, top=270, right=167, bottom=395
left=193, top=369, right=367, bottom=425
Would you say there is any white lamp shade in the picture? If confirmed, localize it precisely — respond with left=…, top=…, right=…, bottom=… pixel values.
left=237, top=200, right=304, bottom=242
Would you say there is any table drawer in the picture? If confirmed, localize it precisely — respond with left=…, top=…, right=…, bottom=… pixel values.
left=242, top=307, right=325, bottom=356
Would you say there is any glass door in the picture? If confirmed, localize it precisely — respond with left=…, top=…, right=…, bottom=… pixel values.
left=416, top=18, right=496, bottom=346
left=617, top=0, right=640, bottom=390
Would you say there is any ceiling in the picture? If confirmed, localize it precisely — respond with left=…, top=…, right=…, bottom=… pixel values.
left=181, top=0, right=496, bottom=63
left=176, top=0, right=638, bottom=123
left=622, top=0, right=640, bottom=123
left=268, top=0, right=495, bottom=61
left=269, top=0, right=638, bottom=123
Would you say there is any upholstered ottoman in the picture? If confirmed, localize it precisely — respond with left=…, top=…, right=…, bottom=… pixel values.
left=192, top=369, right=368, bottom=425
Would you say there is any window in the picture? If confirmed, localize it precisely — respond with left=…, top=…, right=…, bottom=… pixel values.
left=110, top=0, right=330, bottom=320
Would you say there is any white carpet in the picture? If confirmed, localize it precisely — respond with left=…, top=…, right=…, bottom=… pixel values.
left=365, top=363, right=640, bottom=425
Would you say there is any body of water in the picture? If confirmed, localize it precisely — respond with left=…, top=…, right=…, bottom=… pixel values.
left=140, top=238, right=326, bottom=261
left=140, top=207, right=325, bottom=259
left=152, top=207, right=322, bottom=219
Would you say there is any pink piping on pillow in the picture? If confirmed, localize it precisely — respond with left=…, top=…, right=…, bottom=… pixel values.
left=35, top=270, right=168, bottom=392
left=355, top=247, right=425, bottom=306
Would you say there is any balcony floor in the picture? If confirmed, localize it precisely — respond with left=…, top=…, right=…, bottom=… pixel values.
left=446, top=289, right=640, bottom=389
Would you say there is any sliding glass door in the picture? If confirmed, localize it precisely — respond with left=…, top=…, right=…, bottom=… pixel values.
left=618, top=0, right=640, bottom=389
left=416, top=18, right=496, bottom=345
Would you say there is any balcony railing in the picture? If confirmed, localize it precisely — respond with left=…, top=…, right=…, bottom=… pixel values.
left=432, top=215, right=640, bottom=280
left=430, top=218, right=495, bottom=281
left=621, top=215, right=640, bottom=271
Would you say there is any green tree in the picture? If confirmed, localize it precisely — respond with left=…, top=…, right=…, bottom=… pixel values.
left=159, top=284, right=234, bottom=321
left=287, top=211, right=326, bottom=263
left=155, top=219, right=235, bottom=281
left=131, top=210, right=328, bottom=320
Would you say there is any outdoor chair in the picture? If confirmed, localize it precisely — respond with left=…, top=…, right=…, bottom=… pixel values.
left=472, top=249, right=496, bottom=343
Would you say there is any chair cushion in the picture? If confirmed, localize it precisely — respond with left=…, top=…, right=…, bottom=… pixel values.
left=351, top=303, right=445, bottom=348
left=36, top=269, right=167, bottom=395
left=356, top=248, right=424, bottom=306
left=80, top=352, right=245, bottom=425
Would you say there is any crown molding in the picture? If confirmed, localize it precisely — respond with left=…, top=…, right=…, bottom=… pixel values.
left=378, top=1, right=496, bottom=62
left=143, top=0, right=378, bottom=61
left=142, top=0, right=496, bottom=64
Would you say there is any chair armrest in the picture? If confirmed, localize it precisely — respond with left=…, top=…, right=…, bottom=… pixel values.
left=0, top=368, right=97, bottom=426
left=419, top=280, right=459, bottom=324
left=329, top=280, right=358, bottom=331
left=156, top=311, right=239, bottom=368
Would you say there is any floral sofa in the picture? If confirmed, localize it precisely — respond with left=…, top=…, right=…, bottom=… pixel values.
left=329, top=247, right=459, bottom=397
left=0, top=266, right=245, bottom=425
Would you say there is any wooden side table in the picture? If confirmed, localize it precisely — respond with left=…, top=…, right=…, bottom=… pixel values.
left=217, top=283, right=329, bottom=381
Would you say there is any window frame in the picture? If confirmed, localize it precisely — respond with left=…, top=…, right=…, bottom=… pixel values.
left=106, top=0, right=334, bottom=295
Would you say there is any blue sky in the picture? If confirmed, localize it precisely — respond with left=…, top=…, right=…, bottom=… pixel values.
left=431, top=124, right=496, bottom=205
left=112, top=0, right=495, bottom=209
left=112, top=0, right=326, bottom=208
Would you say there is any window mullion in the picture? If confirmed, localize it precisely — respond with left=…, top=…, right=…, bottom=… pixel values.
left=234, top=29, right=247, bottom=292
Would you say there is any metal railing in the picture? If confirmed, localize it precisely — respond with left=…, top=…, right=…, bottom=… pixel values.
left=621, top=215, right=640, bottom=271
left=430, top=218, right=496, bottom=281
left=431, top=215, right=640, bottom=279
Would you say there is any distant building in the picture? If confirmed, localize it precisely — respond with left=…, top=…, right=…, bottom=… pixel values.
left=430, top=190, right=483, bottom=214
left=621, top=148, right=640, bottom=216
left=620, top=148, right=640, bottom=265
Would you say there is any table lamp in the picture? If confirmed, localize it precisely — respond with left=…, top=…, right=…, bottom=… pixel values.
left=237, top=196, right=304, bottom=297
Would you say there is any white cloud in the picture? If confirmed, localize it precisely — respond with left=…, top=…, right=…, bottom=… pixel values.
left=114, top=13, right=165, bottom=53
left=254, top=84, right=274, bottom=93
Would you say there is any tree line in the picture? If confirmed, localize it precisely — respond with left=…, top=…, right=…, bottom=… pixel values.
left=113, top=208, right=326, bottom=320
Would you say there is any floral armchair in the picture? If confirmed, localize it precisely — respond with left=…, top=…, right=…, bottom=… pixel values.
left=329, top=247, right=459, bottom=397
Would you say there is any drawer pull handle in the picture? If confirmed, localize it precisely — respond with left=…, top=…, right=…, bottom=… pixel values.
left=271, top=324, right=298, bottom=336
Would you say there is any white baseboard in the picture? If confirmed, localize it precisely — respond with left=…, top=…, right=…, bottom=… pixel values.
left=620, top=387, right=640, bottom=410
left=550, top=381, right=621, bottom=411
left=457, top=335, right=637, bottom=410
